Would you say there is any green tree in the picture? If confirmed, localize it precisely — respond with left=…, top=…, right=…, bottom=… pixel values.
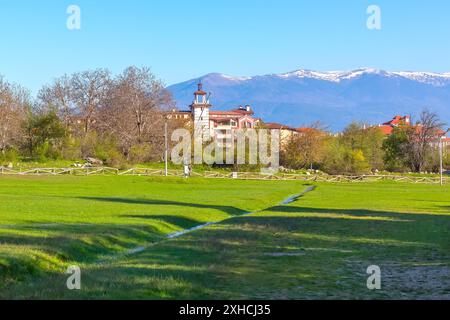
left=382, top=126, right=409, bottom=171
left=382, top=110, right=445, bottom=172
left=24, top=111, right=66, bottom=159
left=322, top=138, right=370, bottom=175
left=340, top=122, right=385, bottom=171
left=444, top=147, right=450, bottom=169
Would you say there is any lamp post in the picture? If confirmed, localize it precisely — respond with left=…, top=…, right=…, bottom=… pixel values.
left=164, top=121, right=168, bottom=177
left=440, top=128, right=450, bottom=186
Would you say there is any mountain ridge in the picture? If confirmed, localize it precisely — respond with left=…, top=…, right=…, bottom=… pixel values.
left=167, top=68, right=450, bottom=131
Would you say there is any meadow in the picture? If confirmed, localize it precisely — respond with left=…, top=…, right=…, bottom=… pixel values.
left=0, top=175, right=449, bottom=299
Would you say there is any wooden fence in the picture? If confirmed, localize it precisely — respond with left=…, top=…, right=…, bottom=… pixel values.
left=0, top=167, right=120, bottom=176
left=0, top=166, right=447, bottom=184
left=198, top=171, right=448, bottom=184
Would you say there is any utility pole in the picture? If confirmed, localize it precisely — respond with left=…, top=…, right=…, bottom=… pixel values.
left=440, top=128, right=450, bottom=186
left=440, top=137, right=444, bottom=186
left=164, top=121, right=168, bottom=177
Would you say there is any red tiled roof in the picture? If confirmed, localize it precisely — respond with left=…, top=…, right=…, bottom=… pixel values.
left=376, top=120, right=448, bottom=138
left=210, top=109, right=254, bottom=117
left=265, top=122, right=296, bottom=131
left=383, top=116, right=400, bottom=125
left=297, top=127, right=321, bottom=134
left=437, top=129, right=450, bottom=137
left=194, top=83, right=207, bottom=95
left=233, top=108, right=254, bottom=115
left=194, top=90, right=207, bottom=95
left=210, top=111, right=241, bottom=115
left=383, top=115, right=410, bottom=126
left=378, top=125, right=394, bottom=135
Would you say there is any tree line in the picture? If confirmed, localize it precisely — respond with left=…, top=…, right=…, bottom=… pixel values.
left=0, top=66, right=448, bottom=173
left=281, top=111, right=449, bottom=174
left=0, top=66, right=182, bottom=167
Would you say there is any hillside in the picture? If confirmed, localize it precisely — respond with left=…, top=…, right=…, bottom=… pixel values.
left=167, top=68, right=450, bottom=131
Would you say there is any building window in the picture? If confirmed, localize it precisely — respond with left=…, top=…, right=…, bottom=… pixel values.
left=196, top=95, right=205, bottom=104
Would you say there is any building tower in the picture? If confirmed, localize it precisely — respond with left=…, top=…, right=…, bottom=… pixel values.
left=190, top=82, right=212, bottom=139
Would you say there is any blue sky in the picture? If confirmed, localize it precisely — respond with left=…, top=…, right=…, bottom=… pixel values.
left=0, top=0, right=449, bottom=94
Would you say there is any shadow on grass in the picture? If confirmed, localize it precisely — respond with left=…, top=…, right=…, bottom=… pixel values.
left=121, top=215, right=201, bottom=230
left=79, top=197, right=248, bottom=216
left=0, top=223, right=164, bottom=263
left=69, top=206, right=449, bottom=300
left=15, top=207, right=449, bottom=299
left=0, top=244, right=238, bottom=299
left=3, top=202, right=450, bottom=299
left=91, top=208, right=448, bottom=299
left=265, top=205, right=450, bottom=219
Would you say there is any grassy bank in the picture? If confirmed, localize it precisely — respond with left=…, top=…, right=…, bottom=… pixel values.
left=0, top=176, right=449, bottom=299
left=0, top=175, right=302, bottom=295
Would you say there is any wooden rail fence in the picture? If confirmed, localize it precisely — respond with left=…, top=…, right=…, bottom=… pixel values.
left=0, top=167, right=447, bottom=184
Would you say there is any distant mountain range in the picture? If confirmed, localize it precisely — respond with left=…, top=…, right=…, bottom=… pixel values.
left=167, top=68, right=450, bottom=131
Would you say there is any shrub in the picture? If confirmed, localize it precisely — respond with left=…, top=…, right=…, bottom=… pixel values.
left=322, top=141, right=370, bottom=175
left=34, top=141, right=63, bottom=161
left=443, top=149, right=450, bottom=169
left=128, top=144, right=153, bottom=164
left=61, top=137, right=82, bottom=161
left=0, top=148, right=19, bottom=163
left=105, top=149, right=126, bottom=168
left=81, top=132, right=99, bottom=158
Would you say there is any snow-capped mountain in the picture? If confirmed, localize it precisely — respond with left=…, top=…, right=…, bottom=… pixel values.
left=167, top=68, right=450, bottom=131
left=278, top=68, right=450, bottom=86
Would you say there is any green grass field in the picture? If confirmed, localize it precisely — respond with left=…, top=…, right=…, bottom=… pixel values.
left=0, top=175, right=449, bottom=299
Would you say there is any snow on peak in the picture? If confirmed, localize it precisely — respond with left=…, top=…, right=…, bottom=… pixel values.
left=276, top=68, right=450, bottom=86
left=218, top=73, right=252, bottom=81
left=279, top=69, right=344, bottom=82
left=278, top=68, right=388, bottom=82
left=390, top=71, right=450, bottom=86
left=203, top=69, right=450, bottom=87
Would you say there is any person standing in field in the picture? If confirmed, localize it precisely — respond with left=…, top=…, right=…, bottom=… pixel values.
left=184, top=164, right=191, bottom=178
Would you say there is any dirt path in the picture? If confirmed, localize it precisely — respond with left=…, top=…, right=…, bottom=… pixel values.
left=97, top=186, right=316, bottom=264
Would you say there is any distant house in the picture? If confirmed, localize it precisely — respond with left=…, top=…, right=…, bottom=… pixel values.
left=263, top=122, right=299, bottom=143
left=376, top=115, right=411, bottom=135
left=442, top=136, right=450, bottom=148
left=436, top=129, right=450, bottom=149
left=375, top=115, right=450, bottom=149
left=167, top=83, right=260, bottom=141
left=166, top=83, right=325, bottom=146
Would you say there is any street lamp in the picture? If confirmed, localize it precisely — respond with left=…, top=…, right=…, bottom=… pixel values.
left=440, top=128, right=450, bottom=186
left=164, top=121, right=168, bottom=177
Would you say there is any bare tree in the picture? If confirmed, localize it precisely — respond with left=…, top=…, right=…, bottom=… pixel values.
left=282, top=122, right=329, bottom=169
left=100, top=66, right=174, bottom=157
left=71, top=69, right=111, bottom=135
left=405, top=110, right=445, bottom=172
left=0, top=77, right=29, bottom=155
left=37, top=75, right=74, bottom=128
